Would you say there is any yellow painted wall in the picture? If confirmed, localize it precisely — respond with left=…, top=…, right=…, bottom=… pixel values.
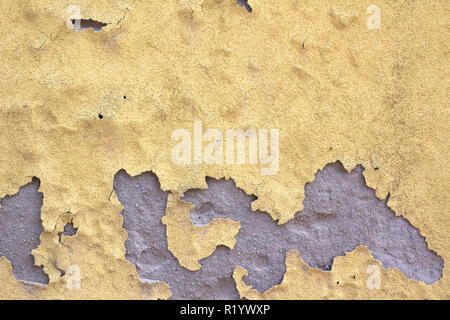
left=0, top=0, right=448, bottom=299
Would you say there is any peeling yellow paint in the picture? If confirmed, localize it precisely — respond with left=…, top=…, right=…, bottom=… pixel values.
left=162, top=193, right=241, bottom=271
left=233, top=246, right=436, bottom=299
left=0, top=0, right=449, bottom=299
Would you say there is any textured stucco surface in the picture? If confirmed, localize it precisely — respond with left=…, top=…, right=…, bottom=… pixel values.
left=0, top=0, right=449, bottom=299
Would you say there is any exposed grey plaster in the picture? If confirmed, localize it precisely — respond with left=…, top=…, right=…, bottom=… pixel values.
left=0, top=178, right=48, bottom=285
left=113, top=162, right=443, bottom=299
left=71, top=19, right=107, bottom=31
left=58, top=222, right=77, bottom=243
left=0, top=166, right=442, bottom=294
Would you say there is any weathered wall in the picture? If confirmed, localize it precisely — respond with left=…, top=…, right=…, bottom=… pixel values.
left=0, top=0, right=448, bottom=299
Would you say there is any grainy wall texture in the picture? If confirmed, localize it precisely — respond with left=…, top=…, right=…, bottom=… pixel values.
left=0, top=0, right=448, bottom=299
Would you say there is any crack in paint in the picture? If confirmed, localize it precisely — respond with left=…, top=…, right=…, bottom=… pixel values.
left=0, top=178, right=48, bottom=285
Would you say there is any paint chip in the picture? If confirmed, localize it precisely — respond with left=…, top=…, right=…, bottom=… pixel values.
left=0, top=178, right=49, bottom=285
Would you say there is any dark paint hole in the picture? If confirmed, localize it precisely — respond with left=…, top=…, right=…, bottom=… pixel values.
left=123, top=95, right=127, bottom=99
left=58, top=222, right=78, bottom=243
left=237, top=0, right=252, bottom=13
left=374, top=167, right=379, bottom=171
left=98, top=114, right=103, bottom=119
left=71, top=18, right=107, bottom=31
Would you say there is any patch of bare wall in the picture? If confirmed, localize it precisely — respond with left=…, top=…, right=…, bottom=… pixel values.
left=71, top=19, right=107, bottom=31
left=237, top=0, right=252, bottom=13
left=0, top=178, right=48, bottom=285
left=113, top=162, right=443, bottom=299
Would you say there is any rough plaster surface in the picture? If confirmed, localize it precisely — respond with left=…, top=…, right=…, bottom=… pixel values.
left=0, top=0, right=448, bottom=299
left=0, top=178, right=48, bottom=285
left=114, top=162, right=443, bottom=299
